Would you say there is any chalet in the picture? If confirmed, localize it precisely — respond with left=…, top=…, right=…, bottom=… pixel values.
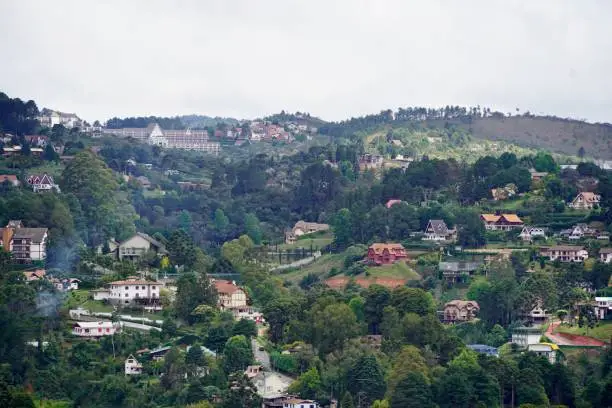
left=442, top=300, right=480, bottom=323
left=595, top=297, right=612, bottom=319
left=281, top=398, right=320, bottom=408
left=214, top=279, right=248, bottom=312
left=27, top=173, right=60, bottom=192
left=72, top=321, right=119, bottom=337
left=367, top=243, right=407, bottom=265
left=110, top=232, right=167, bottom=261
left=539, top=246, right=588, bottom=262
left=0, top=220, right=48, bottom=263
left=519, top=226, right=546, bottom=241
left=423, top=219, right=455, bottom=241
left=285, top=220, right=330, bottom=244
left=600, top=248, right=612, bottom=263
left=568, top=192, right=601, bottom=210
left=385, top=199, right=403, bottom=209
left=480, top=213, right=524, bottom=231
left=561, top=223, right=598, bottom=240
left=125, top=354, right=143, bottom=375
left=0, top=174, right=20, bottom=186
left=439, top=261, right=481, bottom=282
left=148, top=346, right=172, bottom=361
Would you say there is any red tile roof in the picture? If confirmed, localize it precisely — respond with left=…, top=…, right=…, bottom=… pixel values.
left=214, top=280, right=242, bottom=295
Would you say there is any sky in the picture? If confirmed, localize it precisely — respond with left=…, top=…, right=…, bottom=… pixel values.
left=1, top=0, right=611, bottom=123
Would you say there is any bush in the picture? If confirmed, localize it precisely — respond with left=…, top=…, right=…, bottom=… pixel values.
left=270, top=351, right=298, bottom=374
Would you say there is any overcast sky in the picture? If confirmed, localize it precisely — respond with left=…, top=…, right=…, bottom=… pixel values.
left=1, top=0, right=611, bottom=123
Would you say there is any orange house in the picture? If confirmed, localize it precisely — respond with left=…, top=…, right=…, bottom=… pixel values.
left=367, top=243, right=407, bottom=265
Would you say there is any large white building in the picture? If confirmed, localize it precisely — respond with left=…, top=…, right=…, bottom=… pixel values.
left=93, top=278, right=162, bottom=309
left=102, top=123, right=220, bottom=155
left=595, top=297, right=612, bottom=319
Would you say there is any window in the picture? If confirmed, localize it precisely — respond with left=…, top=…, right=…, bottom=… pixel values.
left=125, top=286, right=129, bottom=290
left=125, top=293, right=129, bottom=297
left=125, top=300, right=129, bottom=304
left=152, top=286, right=156, bottom=290
left=98, top=328, right=102, bottom=332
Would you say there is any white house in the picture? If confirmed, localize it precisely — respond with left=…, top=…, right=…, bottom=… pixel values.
left=600, top=248, right=612, bottom=263
left=112, top=233, right=167, bottom=261
left=511, top=327, right=542, bottom=348
left=105, top=278, right=162, bottom=308
left=568, top=192, right=601, bottom=210
left=281, top=398, right=320, bottom=408
left=72, top=321, right=119, bottom=337
left=595, top=297, right=612, bottom=320
left=539, top=246, right=589, bottom=262
left=27, top=173, right=60, bottom=193
left=527, top=343, right=560, bottom=364
left=214, top=280, right=248, bottom=311
left=125, top=354, right=143, bottom=375
left=423, top=219, right=455, bottom=241
left=519, top=226, right=546, bottom=241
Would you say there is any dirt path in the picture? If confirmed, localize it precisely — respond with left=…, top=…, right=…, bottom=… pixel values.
left=546, top=321, right=607, bottom=347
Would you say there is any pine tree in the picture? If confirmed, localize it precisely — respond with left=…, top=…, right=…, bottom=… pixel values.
left=340, top=391, right=354, bottom=408
left=392, top=372, right=433, bottom=408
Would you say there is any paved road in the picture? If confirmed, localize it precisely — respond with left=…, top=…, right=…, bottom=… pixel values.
left=252, top=338, right=270, bottom=368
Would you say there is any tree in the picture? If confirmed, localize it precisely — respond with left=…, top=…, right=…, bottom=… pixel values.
left=391, top=371, right=433, bottom=408
left=556, top=309, right=568, bottom=324
left=214, top=208, right=229, bottom=233
left=167, top=229, right=198, bottom=268
left=288, top=367, right=322, bottom=400
left=244, top=213, right=262, bottom=244
left=346, top=354, right=386, bottom=407
left=223, top=335, right=252, bottom=374
left=223, top=373, right=261, bottom=408
left=333, top=208, right=354, bottom=250
left=456, top=209, right=486, bottom=248
left=313, top=303, right=359, bottom=355
left=232, top=318, right=257, bottom=339
left=364, top=284, right=391, bottom=334
left=186, top=343, right=205, bottom=369
left=43, top=143, right=59, bottom=161
left=340, top=391, right=354, bottom=408
left=390, top=287, right=435, bottom=316
left=578, top=146, right=586, bottom=158
left=263, top=297, right=302, bottom=343
left=436, top=371, right=473, bottom=408
left=175, top=272, right=218, bottom=322
left=387, top=346, right=429, bottom=396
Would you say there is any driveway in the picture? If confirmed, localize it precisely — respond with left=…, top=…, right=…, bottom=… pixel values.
left=252, top=338, right=271, bottom=368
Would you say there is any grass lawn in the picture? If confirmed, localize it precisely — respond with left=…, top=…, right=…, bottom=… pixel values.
left=279, top=233, right=333, bottom=250
left=555, top=321, right=612, bottom=341
left=62, top=290, right=113, bottom=313
left=361, top=261, right=420, bottom=280
left=274, top=253, right=345, bottom=282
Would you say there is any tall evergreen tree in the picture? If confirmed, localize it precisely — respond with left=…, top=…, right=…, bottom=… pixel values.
left=391, top=372, right=433, bottom=408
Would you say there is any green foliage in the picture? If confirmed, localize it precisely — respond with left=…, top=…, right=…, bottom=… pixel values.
left=288, top=367, right=322, bottom=400
left=222, top=335, right=252, bottom=374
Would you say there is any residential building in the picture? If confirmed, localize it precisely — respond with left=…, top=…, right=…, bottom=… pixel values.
left=423, top=219, right=455, bottom=241
left=98, top=278, right=162, bottom=308
left=39, top=109, right=83, bottom=129
left=511, top=326, right=542, bottom=348
left=491, top=184, right=517, bottom=201
left=568, top=192, right=601, bottom=210
left=111, top=232, right=167, bottom=261
left=439, top=261, right=482, bottom=282
left=23, top=269, right=46, bottom=281
left=540, top=246, right=588, bottom=262
left=600, top=248, right=612, bottom=263
left=480, top=214, right=524, bottom=231
left=72, top=321, right=119, bottom=337
left=125, top=354, right=143, bottom=375
left=385, top=199, right=403, bottom=209
left=367, top=243, right=407, bottom=265
left=0, top=174, right=20, bottom=186
left=561, top=223, right=598, bottom=240
left=358, top=154, right=384, bottom=171
left=529, top=169, right=548, bottom=181
left=214, top=279, right=248, bottom=312
left=0, top=220, right=48, bottom=263
left=282, top=397, right=319, bottom=408
left=24, top=135, right=49, bottom=147
left=466, top=344, right=499, bottom=357
left=27, top=173, right=60, bottom=192
left=442, top=300, right=480, bottom=323
left=519, top=226, right=546, bottom=241
left=595, top=297, right=612, bottom=319
left=102, top=123, right=220, bottom=154
left=52, top=278, right=80, bottom=291
left=527, top=343, right=560, bottom=364
left=285, top=220, right=330, bottom=244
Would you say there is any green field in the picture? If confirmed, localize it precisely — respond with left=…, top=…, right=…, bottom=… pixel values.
left=362, top=261, right=420, bottom=280
left=279, top=233, right=333, bottom=250
left=274, top=253, right=345, bottom=282
left=555, top=321, right=612, bottom=341
left=62, top=290, right=113, bottom=313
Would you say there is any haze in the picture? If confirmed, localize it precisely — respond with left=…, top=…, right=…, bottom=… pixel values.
left=1, top=0, right=611, bottom=123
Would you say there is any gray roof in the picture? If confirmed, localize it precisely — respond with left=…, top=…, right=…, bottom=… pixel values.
left=427, top=219, right=449, bottom=234
left=13, top=228, right=48, bottom=243
left=135, top=232, right=167, bottom=253
left=439, top=261, right=481, bottom=272
left=600, top=248, right=612, bottom=254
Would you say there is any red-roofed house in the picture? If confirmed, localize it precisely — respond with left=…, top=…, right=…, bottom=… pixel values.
left=27, top=173, right=60, bottom=192
left=367, top=243, right=407, bottom=265
left=385, top=199, right=403, bottom=209
left=214, top=280, right=248, bottom=310
left=480, top=213, right=524, bottom=231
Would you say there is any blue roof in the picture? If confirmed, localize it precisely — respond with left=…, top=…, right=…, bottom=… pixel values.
left=467, top=344, right=499, bottom=356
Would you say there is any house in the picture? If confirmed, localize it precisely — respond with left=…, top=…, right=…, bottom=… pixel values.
left=540, top=246, right=588, bottom=262
left=263, top=395, right=320, bottom=408
left=112, top=232, right=167, bottom=261
left=148, top=346, right=172, bottom=361
left=72, top=321, right=119, bottom=337
left=0, top=174, right=20, bottom=186
left=27, top=173, right=60, bottom=193
left=358, top=154, right=384, bottom=171
left=54, top=278, right=80, bottom=291
left=23, top=269, right=46, bottom=281
left=39, top=109, right=83, bottom=129
left=519, top=226, right=546, bottom=241
left=595, top=297, right=612, bottom=319
left=466, top=344, right=499, bottom=358
left=135, top=176, right=152, bottom=189
left=367, top=243, right=407, bottom=265
left=601, top=248, right=612, bottom=263
left=523, top=305, right=549, bottom=325
left=527, top=343, right=560, bottom=364
left=285, top=220, right=330, bottom=244
left=24, top=135, right=49, bottom=147
left=529, top=169, right=548, bottom=181
left=125, top=354, right=143, bottom=375
left=569, top=192, right=601, bottom=210
left=214, top=280, right=248, bottom=312
left=561, top=223, right=598, bottom=240
left=385, top=199, right=403, bottom=209
left=423, top=219, right=455, bottom=241
left=0, top=221, right=48, bottom=263
left=481, top=214, right=524, bottom=231
left=512, top=327, right=542, bottom=348
left=439, top=261, right=482, bottom=282
left=100, top=277, right=162, bottom=309
left=282, top=398, right=320, bottom=408
left=245, top=365, right=264, bottom=379
left=442, top=300, right=480, bottom=323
